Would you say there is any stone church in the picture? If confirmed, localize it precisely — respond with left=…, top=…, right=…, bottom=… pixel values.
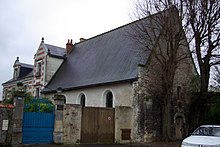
left=2, top=7, right=197, bottom=143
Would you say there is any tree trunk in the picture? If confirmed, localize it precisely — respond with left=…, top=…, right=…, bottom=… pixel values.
left=161, top=65, right=174, bottom=141
left=162, top=94, right=172, bottom=141
left=200, top=64, right=210, bottom=98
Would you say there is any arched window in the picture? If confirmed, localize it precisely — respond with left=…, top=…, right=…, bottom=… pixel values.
left=106, top=91, right=113, bottom=108
left=80, top=94, right=86, bottom=107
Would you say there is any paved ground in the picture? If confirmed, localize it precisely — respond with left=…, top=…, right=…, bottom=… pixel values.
left=23, top=141, right=181, bottom=147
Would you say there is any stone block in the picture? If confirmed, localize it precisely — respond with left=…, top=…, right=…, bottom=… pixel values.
left=53, top=132, right=63, bottom=144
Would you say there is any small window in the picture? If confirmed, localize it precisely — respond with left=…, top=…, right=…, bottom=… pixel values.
left=24, top=85, right=27, bottom=92
left=12, top=87, right=15, bottom=94
left=80, top=94, right=86, bottom=107
left=4, top=89, right=8, bottom=100
left=36, top=62, right=42, bottom=76
left=35, top=88, right=40, bottom=98
left=106, top=91, right=113, bottom=108
left=14, top=68, right=18, bottom=78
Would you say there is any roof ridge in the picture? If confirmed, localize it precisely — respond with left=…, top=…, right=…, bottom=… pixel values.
left=20, top=62, right=34, bottom=68
left=44, top=43, right=65, bottom=49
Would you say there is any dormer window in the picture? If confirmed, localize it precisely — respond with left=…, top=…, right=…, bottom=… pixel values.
left=14, top=68, right=18, bottom=79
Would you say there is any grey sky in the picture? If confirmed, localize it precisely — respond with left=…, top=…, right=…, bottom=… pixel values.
left=0, top=0, right=134, bottom=99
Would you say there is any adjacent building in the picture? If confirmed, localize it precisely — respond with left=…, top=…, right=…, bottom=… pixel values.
left=2, top=38, right=65, bottom=100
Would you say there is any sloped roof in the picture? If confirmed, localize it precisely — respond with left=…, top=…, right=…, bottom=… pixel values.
left=19, top=63, right=33, bottom=78
left=20, top=63, right=33, bottom=69
left=42, top=17, right=154, bottom=93
left=2, top=62, right=33, bottom=85
left=44, top=43, right=65, bottom=58
left=2, top=43, right=65, bottom=86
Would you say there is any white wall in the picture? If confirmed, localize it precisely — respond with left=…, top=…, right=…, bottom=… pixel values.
left=45, top=56, right=64, bottom=85
left=59, top=82, right=133, bottom=107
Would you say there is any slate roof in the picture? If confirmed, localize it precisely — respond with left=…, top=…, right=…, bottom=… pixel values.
left=2, top=43, right=65, bottom=86
left=42, top=16, right=156, bottom=93
left=2, top=63, right=33, bottom=85
left=19, top=63, right=33, bottom=78
left=20, top=63, right=33, bottom=69
left=44, top=43, right=65, bottom=58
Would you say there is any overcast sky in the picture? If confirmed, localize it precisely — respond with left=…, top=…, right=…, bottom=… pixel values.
left=0, top=0, right=135, bottom=99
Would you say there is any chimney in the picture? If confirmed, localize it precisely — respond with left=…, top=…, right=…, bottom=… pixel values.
left=66, top=39, right=74, bottom=54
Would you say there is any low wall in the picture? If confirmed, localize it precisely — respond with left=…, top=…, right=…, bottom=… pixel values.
left=0, top=107, right=13, bottom=145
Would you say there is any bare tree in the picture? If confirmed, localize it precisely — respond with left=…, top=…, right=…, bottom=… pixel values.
left=130, top=1, right=191, bottom=140
left=131, top=0, right=220, bottom=139
left=185, top=0, right=220, bottom=97
left=182, top=0, right=220, bottom=131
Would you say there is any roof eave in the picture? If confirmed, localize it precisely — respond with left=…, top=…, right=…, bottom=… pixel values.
left=2, top=75, right=33, bottom=86
left=42, top=78, right=138, bottom=94
left=48, top=53, right=67, bottom=59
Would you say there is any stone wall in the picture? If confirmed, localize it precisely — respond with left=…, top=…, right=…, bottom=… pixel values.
left=0, top=108, right=13, bottom=145
left=63, top=104, right=82, bottom=144
left=132, top=57, right=163, bottom=142
left=132, top=39, right=197, bottom=142
left=115, top=106, right=133, bottom=143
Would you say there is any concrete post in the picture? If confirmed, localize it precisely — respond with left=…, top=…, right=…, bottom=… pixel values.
left=11, top=91, right=25, bottom=146
left=53, top=94, right=66, bottom=144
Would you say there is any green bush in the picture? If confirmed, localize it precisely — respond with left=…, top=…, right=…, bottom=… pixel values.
left=24, top=97, right=54, bottom=113
left=24, top=92, right=34, bottom=103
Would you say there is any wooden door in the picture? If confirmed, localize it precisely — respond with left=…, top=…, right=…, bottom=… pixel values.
left=81, top=107, right=115, bottom=143
left=81, top=107, right=99, bottom=143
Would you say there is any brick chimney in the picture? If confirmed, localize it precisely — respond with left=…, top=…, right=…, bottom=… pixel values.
left=66, top=39, right=74, bottom=54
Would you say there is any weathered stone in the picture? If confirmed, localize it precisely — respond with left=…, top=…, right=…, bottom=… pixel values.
left=0, top=108, right=13, bottom=145
left=53, top=132, right=63, bottom=144
left=131, top=40, right=197, bottom=141
left=63, top=104, right=82, bottom=144
left=53, top=94, right=66, bottom=144
left=115, top=106, right=133, bottom=143
left=11, top=94, right=25, bottom=146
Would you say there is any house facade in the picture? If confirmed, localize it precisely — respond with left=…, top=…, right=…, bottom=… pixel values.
left=2, top=38, right=65, bottom=100
left=2, top=57, right=33, bottom=100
